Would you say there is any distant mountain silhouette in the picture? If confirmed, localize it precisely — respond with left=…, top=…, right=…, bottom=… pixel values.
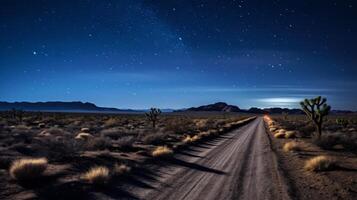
left=186, top=102, right=241, bottom=112
left=0, top=101, right=129, bottom=112
left=0, top=101, right=354, bottom=114
left=183, top=102, right=355, bottom=114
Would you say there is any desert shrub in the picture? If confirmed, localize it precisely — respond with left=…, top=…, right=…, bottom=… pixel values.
left=164, top=118, right=196, bottom=134
left=304, top=155, right=336, bottom=171
left=11, top=128, right=35, bottom=144
left=101, top=128, right=139, bottom=140
left=113, top=163, right=131, bottom=176
left=82, top=166, right=110, bottom=185
left=274, top=130, right=286, bottom=138
left=313, top=134, right=339, bottom=150
left=194, top=119, right=217, bottom=131
left=101, top=128, right=122, bottom=140
left=274, top=132, right=285, bottom=138
left=338, top=133, right=357, bottom=152
left=80, top=127, right=90, bottom=133
left=183, top=135, right=193, bottom=143
left=40, top=127, right=70, bottom=136
left=104, top=117, right=120, bottom=127
left=39, top=137, right=84, bottom=161
left=116, top=136, right=135, bottom=150
left=299, top=124, right=315, bottom=138
left=285, top=131, right=297, bottom=139
left=141, top=132, right=167, bottom=145
left=336, top=118, right=349, bottom=128
left=75, top=133, right=94, bottom=140
left=10, top=158, right=48, bottom=181
left=183, top=135, right=202, bottom=143
left=283, top=141, right=303, bottom=152
left=269, top=127, right=277, bottom=132
left=152, top=146, right=173, bottom=158
left=85, top=137, right=111, bottom=150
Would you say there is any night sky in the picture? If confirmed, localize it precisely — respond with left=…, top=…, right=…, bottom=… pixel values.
left=1, top=0, right=356, bottom=110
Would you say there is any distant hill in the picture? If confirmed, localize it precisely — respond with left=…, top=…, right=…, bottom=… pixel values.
left=186, top=102, right=241, bottom=112
left=0, top=101, right=128, bottom=112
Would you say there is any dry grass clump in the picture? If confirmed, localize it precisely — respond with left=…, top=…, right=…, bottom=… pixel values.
left=183, top=135, right=201, bottom=143
left=75, top=132, right=94, bottom=140
left=274, top=130, right=286, bottom=138
left=269, top=127, right=277, bottom=132
left=82, top=166, right=110, bottom=185
left=304, top=155, right=336, bottom=171
left=152, top=146, right=173, bottom=158
left=113, top=164, right=131, bottom=176
left=198, top=131, right=211, bottom=138
left=283, top=141, right=303, bottom=152
left=285, top=131, right=297, bottom=139
left=10, top=158, right=48, bottom=181
left=183, top=135, right=193, bottom=143
left=81, top=127, right=90, bottom=133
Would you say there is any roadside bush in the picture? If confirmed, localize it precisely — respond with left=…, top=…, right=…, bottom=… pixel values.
left=183, top=135, right=201, bottom=143
left=285, top=131, right=297, bottom=139
left=304, top=155, right=336, bottom=171
left=10, top=158, right=48, bottom=181
left=152, top=146, right=173, bottom=158
left=283, top=141, right=303, bottom=152
left=82, top=166, right=110, bottom=186
left=269, top=127, right=277, bottom=132
left=274, top=130, right=286, bottom=138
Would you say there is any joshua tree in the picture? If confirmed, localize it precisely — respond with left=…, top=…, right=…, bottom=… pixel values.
left=300, top=96, right=331, bottom=139
left=146, top=108, right=161, bottom=128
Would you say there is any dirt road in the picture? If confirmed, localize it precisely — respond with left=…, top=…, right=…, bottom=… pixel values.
left=124, top=117, right=292, bottom=200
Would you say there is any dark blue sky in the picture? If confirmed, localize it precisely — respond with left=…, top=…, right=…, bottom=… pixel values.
left=1, top=0, right=356, bottom=109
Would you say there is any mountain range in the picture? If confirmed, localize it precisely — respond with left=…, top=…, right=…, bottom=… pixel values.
left=0, top=101, right=354, bottom=114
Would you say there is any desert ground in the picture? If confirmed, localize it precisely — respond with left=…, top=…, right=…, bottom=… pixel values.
left=0, top=111, right=356, bottom=199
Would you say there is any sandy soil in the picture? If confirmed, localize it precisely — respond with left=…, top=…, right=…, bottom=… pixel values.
left=268, top=129, right=357, bottom=200
left=120, top=117, right=292, bottom=200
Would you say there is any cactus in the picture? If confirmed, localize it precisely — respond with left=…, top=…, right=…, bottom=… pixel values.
left=336, top=118, right=348, bottom=128
left=300, top=96, right=331, bottom=139
left=145, top=108, right=161, bottom=128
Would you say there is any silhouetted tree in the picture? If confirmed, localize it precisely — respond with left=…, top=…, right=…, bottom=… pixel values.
left=300, top=96, right=331, bottom=139
left=146, top=108, right=161, bottom=128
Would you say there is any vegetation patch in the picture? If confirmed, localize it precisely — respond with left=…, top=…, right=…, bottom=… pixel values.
left=10, top=158, right=48, bottom=181
left=283, top=141, right=303, bottom=152
left=152, top=146, right=173, bottom=158
left=82, top=166, right=111, bottom=185
left=113, top=163, right=131, bottom=176
left=304, top=155, right=336, bottom=171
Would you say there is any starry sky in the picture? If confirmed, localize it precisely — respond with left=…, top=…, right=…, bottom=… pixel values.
left=1, top=0, right=357, bottom=110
